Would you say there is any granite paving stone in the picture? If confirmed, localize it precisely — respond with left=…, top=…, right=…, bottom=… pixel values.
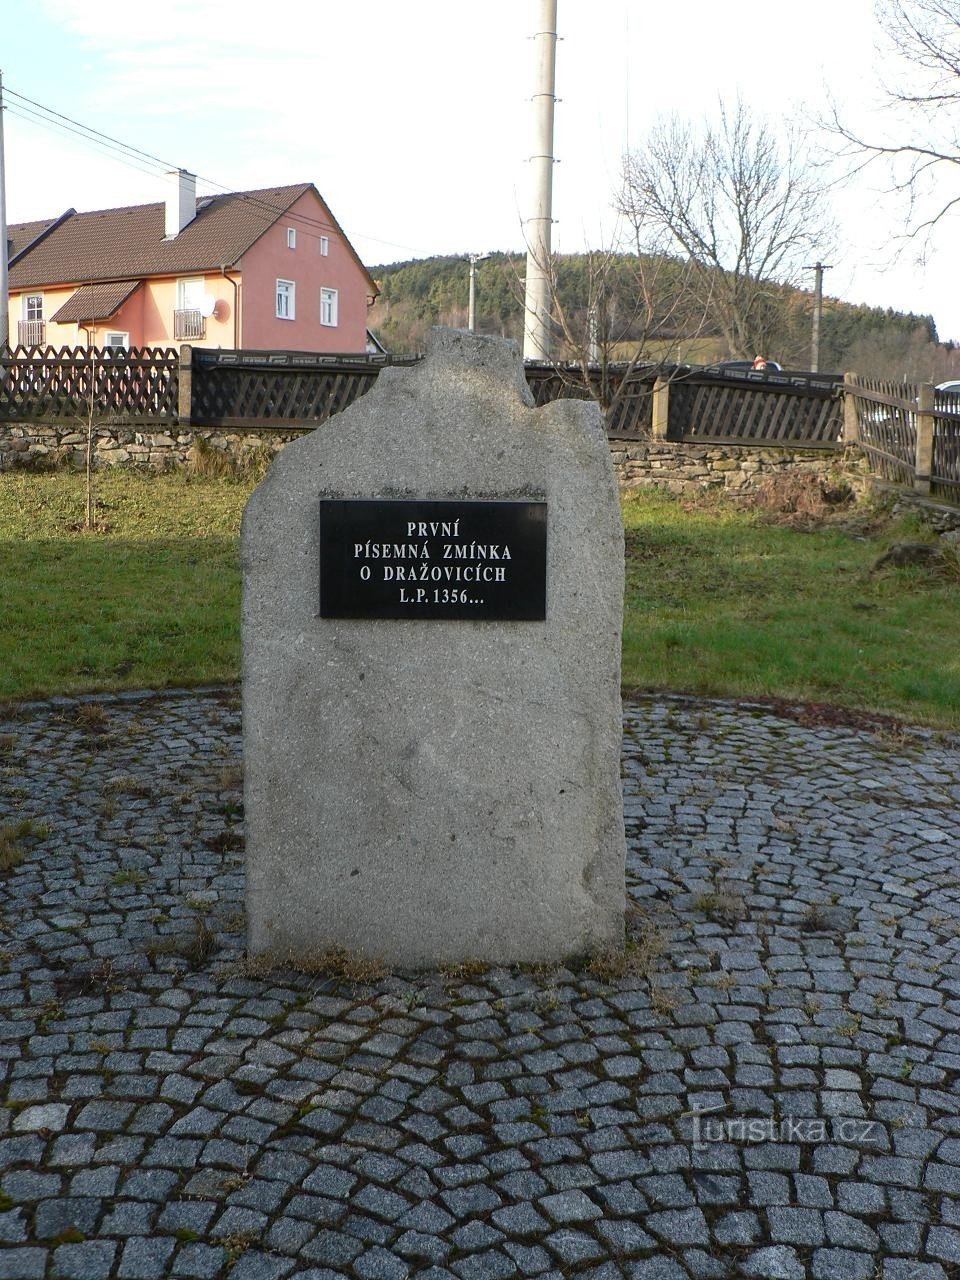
left=1, top=687, right=958, bottom=1277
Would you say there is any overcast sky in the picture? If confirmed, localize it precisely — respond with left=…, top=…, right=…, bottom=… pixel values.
left=6, top=0, right=960, bottom=342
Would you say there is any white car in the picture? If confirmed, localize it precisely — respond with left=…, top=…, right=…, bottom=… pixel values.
left=936, top=380, right=960, bottom=395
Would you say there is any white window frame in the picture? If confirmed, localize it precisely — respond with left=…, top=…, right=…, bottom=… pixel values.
left=320, top=287, right=338, bottom=327
left=319, top=235, right=329, bottom=256
left=286, top=227, right=296, bottom=249
left=276, top=278, right=295, bottom=320
left=24, top=294, right=43, bottom=321
left=176, top=277, right=204, bottom=310
left=104, top=331, right=129, bottom=349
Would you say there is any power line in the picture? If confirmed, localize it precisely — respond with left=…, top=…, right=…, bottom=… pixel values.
left=5, top=104, right=171, bottom=183
left=5, top=83, right=430, bottom=258
left=6, top=88, right=175, bottom=171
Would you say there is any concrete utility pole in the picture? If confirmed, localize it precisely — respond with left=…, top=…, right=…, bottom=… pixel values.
left=467, top=253, right=489, bottom=332
left=0, top=71, right=8, bottom=348
left=809, top=261, right=831, bottom=373
left=523, top=0, right=558, bottom=361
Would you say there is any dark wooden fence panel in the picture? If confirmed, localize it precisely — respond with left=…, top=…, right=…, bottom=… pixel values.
left=666, top=371, right=843, bottom=447
left=0, top=345, right=179, bottom=423
left=521, top=362, right=654, bottom=436
left=189, top=349, right=413, bottom=429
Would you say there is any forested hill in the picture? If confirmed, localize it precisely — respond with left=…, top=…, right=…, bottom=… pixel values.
left=367, top=252, right=950, bottom=381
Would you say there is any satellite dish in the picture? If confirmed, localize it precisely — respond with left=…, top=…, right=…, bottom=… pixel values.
left=199, top=295, right=217, bottom=318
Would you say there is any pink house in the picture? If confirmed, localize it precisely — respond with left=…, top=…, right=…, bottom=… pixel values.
left=6, top=172, right=378, bottom=352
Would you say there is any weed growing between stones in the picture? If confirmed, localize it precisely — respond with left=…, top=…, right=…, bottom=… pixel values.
left=184, top=915, right=217, bottom=965
left=72, top=702, right=109, bottom=732
left=694, top=877, right=748, bottom=925
left=214, top=1231, right=257, bottom=1263
left=800, top=902, right=833, bottom=933
left=0, top=819, right=36, bottom=874
left=110, top=868, right=148, bottom=889
left=440, top=958, right=490, bottom=980
left=104, top=774, right=152, bottom=798
left=218, top=761, right=243, bottom=790
left=244, top=944, right=390, bottom=984
left=587, top=910, right=670, bottom=982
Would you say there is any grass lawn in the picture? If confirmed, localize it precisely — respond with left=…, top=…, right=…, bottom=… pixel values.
left=621, top=489, right=960, bottom=726
left=1, top=469, right=957, bottom=726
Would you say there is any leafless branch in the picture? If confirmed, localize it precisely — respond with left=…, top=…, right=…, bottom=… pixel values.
left=825, top=0, right=960, bottom=237
left=617, top=98, right=835, bottom=359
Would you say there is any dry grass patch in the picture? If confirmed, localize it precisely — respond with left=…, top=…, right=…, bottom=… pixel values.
left=0, top=821, right=32, bottom=875
left=218, top=762, right=243, bottom=790
left=587, top=909, right=671, bottom=981
left=245, top=944, right=390, bottom=984
left=744, top=471, right=856, bottom=525
left=694, top=881, right=748, bottom=926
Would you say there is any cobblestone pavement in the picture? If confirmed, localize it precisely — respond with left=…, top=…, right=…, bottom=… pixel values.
left=1, top=688, right=959, bottom=1280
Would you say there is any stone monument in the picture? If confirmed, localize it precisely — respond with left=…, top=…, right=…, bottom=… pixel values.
left=242, top=329, right=625, bottom=968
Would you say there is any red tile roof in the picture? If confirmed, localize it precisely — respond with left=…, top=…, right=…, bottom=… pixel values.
left=8, top=184, right=375, bottom=293
left=50, top=281, right=141, bottom=324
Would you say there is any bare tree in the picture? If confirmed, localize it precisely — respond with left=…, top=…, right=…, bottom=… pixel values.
left=543, top=242, right=711, bottom=415
left=828, top=0, right=960, bottom=239
left=617, top=99, right=835, bottom=359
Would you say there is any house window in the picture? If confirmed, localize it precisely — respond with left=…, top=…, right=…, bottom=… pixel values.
left=287, top=227, right=296, bottom=249
left=320, top=287, right=338, bottom=327
left=19, top=294, right=45, bottom=344
left=104, top=332, right=128, bottom=349
left=175, top=277, right=206, bottom=340
left=176, top=277, right=204, bottom=310
left=276, top=279, right=295, bottom=320
left=319, top=236, right=329, bottom=256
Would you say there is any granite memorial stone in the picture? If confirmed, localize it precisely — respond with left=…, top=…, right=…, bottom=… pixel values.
left=242, top=329, right=625, bottom=967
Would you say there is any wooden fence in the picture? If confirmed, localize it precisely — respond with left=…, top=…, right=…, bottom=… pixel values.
left=932, top=387, right=960, bottom=500
left=523, top=362, right=843, bottom=443
left=0, top=345, right=179, bottom=424
left=5, top=343, right=960, bottom=504
left=845, top=374, right=960, bottom=500
left=656, top=367, right=842, bottom=447
left=0, top=345, right=840, bottom=446
left=189, top=348, right=416, bottom=428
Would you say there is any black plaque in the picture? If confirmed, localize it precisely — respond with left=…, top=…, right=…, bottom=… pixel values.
left=319, top=499, right=547, bottom=620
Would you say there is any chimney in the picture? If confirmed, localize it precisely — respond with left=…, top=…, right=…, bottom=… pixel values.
left=165, top=169, right=197, bottom=238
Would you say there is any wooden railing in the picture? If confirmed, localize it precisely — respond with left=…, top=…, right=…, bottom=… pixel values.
left=523, top=362, right=843, bottom=444
left=844, top=373, right=960, bottom=499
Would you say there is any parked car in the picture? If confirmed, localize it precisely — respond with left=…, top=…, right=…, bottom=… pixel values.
left=936, top=380, right=960, bottom=395
left=714, top=358, right=784, bottom=373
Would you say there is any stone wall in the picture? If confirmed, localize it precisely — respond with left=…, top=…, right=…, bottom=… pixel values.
left=610, top=439, right=871, bottom=496
left=0, top=421, right=883, bottom=501
left=0, top=422, right=296, bottom=470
